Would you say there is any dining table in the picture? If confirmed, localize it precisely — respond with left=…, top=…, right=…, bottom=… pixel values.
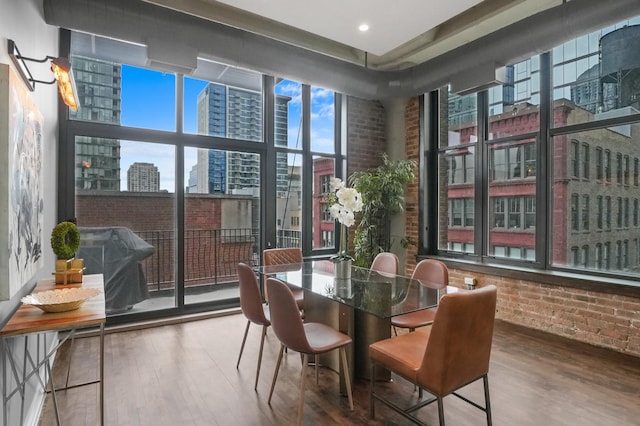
left=256, top=259, right=453, bottom=388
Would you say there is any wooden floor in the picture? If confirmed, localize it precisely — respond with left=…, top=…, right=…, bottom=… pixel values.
left=38, top=314, right=640, bottom=426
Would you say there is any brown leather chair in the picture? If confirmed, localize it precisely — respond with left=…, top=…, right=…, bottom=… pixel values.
left=370, top=252, right=399, bottom=275
left=236, top=263, right=271, bottom=390
left=262, top=247, right=304, bottom=310
left=369, top=285, right=498, bottom=426
left=391, top=259, right=448, bottom=334
left=266, top=277, right=354, bottom=425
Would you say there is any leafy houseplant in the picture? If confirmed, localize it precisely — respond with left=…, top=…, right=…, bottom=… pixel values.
left=349, top=154, right=416, bottom=267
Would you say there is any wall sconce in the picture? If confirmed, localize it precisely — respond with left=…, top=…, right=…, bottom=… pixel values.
left=7, top=39, right=79, bottom=111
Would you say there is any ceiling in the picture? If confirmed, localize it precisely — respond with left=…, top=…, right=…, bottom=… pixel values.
left=143, top=0, right=562, bottom=70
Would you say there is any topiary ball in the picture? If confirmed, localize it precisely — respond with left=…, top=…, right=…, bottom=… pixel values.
left=50, top=221, right=80, bottom=259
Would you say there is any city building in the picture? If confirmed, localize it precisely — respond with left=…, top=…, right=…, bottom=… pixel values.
left=71, top=55, right=122, bottom=191
left=195, top=83, right=261, bottom=195
left=127, top=162, right=160, bottom=192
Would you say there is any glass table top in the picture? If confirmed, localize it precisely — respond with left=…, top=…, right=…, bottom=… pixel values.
left=257, top=260, right=450, bottom=319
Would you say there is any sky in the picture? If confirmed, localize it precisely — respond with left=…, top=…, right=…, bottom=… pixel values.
left=115, top=65, right=335, bottom=192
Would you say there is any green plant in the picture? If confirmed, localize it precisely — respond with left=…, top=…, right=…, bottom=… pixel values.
left=50, top=221, right=80, bottom=259
left=349, top=154, right=416, bottom=267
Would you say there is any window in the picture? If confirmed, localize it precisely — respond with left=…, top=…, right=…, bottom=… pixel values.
left=582, top=195, right=589, bottom=230
left=624, top=155, right=630, bottom=185
left=449, top=198, right=475, bottom=228
left=634, top=199, right=639, bottom=227
left=597, top=196, right=603, bottom=230
left=448, top=152, right=474, bottom=184
left=581, top=143, right=590, bottom=179
left=571, top=194, right=579, bottom=231
left=617, top=198, right=623, bottom=228
left=320, top=174, right=332, bottom=194
left=427, top=15, right=640, bottom=280
left=617, top=153, right=623, bottom=184
left=634, top=158, right=639, bottom=186
left=571, top=140, right=580, bottom=178
left=321, top=203, right=332, bottom=221
left=525, top=196, right=536, bottom=229
left=581, top=245, right=589, bottom=268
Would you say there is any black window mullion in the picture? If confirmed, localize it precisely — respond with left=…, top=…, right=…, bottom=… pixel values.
left=539, top=51, right=552, bottom=268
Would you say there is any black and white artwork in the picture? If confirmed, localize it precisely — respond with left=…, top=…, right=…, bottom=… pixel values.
left=0, top=64, right=44, bottom=300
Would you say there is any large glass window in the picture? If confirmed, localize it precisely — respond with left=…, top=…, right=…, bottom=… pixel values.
left=438, top=90, right=477, bottom=253
left=65, top=31, right=344, bottom=320
left=430, top=15, right=640, bottom=279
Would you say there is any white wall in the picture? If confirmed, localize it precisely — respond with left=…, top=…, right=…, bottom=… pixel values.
left=0, top=0, right=60, bottom=424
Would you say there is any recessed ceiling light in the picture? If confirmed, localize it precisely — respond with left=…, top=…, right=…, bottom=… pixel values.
left=358, top=24, right=369, bottom=32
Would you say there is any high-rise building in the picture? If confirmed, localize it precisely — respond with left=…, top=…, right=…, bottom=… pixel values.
left=127, top=162, right=160, bottom=192
left=71, top=55, right=122, bottom=191
left=196, top=83, right=261, bottom=194
left=195, top=83, right=291, bottom=195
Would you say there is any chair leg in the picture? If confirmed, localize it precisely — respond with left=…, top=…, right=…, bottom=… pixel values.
left=437, top=397, right=445, bottom=426
left=339, top=347, right=354, bottom=410
left=483, top=375, right=492, bottom=426
left=237, top=320, right=251, bottom=369
left=297, top=353, right=309, bottom=426
left=315, top=354, right=319, bottom=384
left=369, top=361, right=376, bottom=419
left=254, top=325, right=268, bottom=390
left=393, top=326, right=398, bottom=336
left=268, top=344, right=286, bottom=405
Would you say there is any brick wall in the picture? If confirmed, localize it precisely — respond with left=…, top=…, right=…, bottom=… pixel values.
left=347, top=96, right=386, bottom=177
left=346, top=96, right=387, bottom=251
left=403, top=96, right=640, bottom=358
left=405, top=97, right=420, bottom=275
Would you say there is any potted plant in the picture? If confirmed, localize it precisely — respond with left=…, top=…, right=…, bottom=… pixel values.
left=349, top=154, right=416, bottom=267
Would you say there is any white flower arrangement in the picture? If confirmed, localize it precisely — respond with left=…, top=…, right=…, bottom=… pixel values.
left=327, top=177, right=363, bottom=260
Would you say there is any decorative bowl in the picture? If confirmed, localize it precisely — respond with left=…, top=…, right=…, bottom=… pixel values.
left=21, top=287, right=101, bottom=313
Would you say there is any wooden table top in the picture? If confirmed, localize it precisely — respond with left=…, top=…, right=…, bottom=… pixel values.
left=0, top=274, right=106, bottom=337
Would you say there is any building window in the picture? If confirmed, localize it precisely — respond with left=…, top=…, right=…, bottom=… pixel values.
left=320, top=174, right=332, bottom=194
left=595, top=243, right=603, bottom=269
left=605, top=196, right=612, bottom=230
left=581, top=245, right=589, bottom=268
left=525, top=196, right=536, bottom=229
left=634, top=158, right=639, bottom=186
left=604, top=150, right=611, bottom=182
left=596, top=147, right=603, bottom=180
left=616, top=153, right=623, bottom=184
left=624, top=155, right=630, bottom=185
left=624, top=198, right=630, bottom=228
left=581, top=143, right=590, bottom=179
left=571, top=194, right=579, bottom=231
left=617, top=197, right=623, bottom=228
left=634, top=199, right=639, bottom=227
left=571, top=140, right=579, bottom=178
left=597, top=196, right=603, bottom=230
left=582, top=195, right=589, bottom=230
left=321, top=203, right=332, bottom=222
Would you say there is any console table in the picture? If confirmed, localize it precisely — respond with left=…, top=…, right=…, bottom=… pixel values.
left=1, top=274, right=106, bottom=426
